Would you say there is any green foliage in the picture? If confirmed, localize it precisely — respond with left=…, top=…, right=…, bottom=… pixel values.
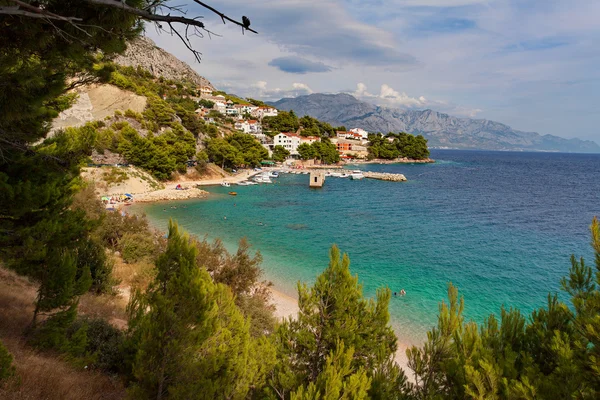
left=198, top=99, right=215, bottom=108
left=76, top=237, right=115, bottom=294
left=206, top=133, right=268, bottom=168
left=72, top=318, right=127, bottom=373
left=298, top=140, right=340, bottom=163
left=272, top=145, right=291, bottom=162
left=103, top=167, right=128, bottom=186
left=368, top=132, right=430, bottom=160
left=195, top=237, right=276, bottom=337
left=246, top=98, right=269, bottom=107
left=128, top=221, right=265, bottom=399
left=114, top=122, right=196, bottom=180
left=119, top=232, right=158, bottom=264
left=270, top=245, right=399, bottom=398
left=0, top=340, right=15, bottom=382
left=299, top=115, right=335, bottom=137
left=291, top=343, right=371, bottom=400
left=263, top=111, right=300, bottom=133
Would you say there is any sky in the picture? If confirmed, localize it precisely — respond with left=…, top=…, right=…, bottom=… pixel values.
left=147, top=0, right=600, bottom=142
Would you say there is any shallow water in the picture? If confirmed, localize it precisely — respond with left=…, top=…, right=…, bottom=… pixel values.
left=136, top=150, right=600, bottom=345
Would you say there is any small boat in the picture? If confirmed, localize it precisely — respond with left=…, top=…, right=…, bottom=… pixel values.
left=350, top=170, right=365, bottom=180
left=221, top=182, right=230, bottom=187
left=340, top=173, right=350, bottom=178
left=228, top=191, right=237, bottom=196
left=268, top=171, right=279, bottom=178
left=237, top=181, right=251, bottom=186
left=253, top=173, right=272, bottom=183
left=331, top=172, right=342, bottom=177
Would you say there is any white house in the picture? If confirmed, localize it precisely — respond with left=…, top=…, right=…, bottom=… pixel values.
left=235, top=120, right=251, bottom=133
left=252, top=106, right=278, bottom=119
left=273, top=132, right=302, bottom=155
left=247, top=120, right=262, bottom=134
left=213, top=102, right=226, bottom=114
left=349, top=128, right=369, bottom=139
left=273, top=133, right=320, bottom=156
left=336, top=131, right=350, bottom=139
left=225, top=106, right=239, bottom=116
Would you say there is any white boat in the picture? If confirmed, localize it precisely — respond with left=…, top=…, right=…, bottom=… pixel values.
left=340, top=173, right=350, bottom=178
left=221, top=182, right=231, bottom=187
left=268, top=171, right=279, bottom=178
left=253, top=173, right=272, bottom=183
left=237, top=181, right=252, bottom=186
left=350, top=170, right=365, bottom=180
left=331, top=172, right=342, bottom=178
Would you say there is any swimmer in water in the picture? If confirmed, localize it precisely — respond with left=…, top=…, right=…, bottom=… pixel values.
left=400, top=289, right=406, bottom=296
left=224, top=216, right=227, bottom=220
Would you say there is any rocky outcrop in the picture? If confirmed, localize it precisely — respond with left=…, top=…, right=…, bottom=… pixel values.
left=272, top=93, right=600, bottom=153
left=113, top=36, right=214, bottom=89
left=51, top=84, right=146, bottom=133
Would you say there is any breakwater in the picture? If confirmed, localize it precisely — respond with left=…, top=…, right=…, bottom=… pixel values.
left=363, top=171, right=407, bottom=182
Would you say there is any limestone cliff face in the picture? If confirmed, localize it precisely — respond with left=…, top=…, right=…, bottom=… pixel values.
left=113, top=36, right=214, bottom=89
left=272, top=94, right=600, bottom=153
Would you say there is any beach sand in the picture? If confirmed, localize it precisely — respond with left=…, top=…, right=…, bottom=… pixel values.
left=269, top=287, right=413, bottom=375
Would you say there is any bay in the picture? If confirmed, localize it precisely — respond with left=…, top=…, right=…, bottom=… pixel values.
left=135, top=150, right=600, bottom=345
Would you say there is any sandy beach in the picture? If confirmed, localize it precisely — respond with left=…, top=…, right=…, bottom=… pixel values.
left=269, top=287, right=413, bottom=374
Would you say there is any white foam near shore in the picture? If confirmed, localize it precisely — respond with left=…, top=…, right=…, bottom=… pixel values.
left=269, top=287, right=414, bottom=376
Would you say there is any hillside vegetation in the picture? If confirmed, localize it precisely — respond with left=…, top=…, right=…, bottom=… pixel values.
left=2, top=3, right=600, bottom=400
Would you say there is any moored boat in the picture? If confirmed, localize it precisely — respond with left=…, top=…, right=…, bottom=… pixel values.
left=350, top=170, right=365, bottom=180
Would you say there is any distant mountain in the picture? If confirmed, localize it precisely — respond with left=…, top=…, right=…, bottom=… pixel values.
left=113, top=36, right=214, bottom=89
left=271, top=93, right=599, bottom=153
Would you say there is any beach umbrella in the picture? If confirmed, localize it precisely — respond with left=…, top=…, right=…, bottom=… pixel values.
left=125, top=193, right=133, bottom=197
left=101, top=196, right=109, bottom=201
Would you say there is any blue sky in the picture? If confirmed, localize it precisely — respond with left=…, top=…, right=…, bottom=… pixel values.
left=148, top=0, right=600, bottom=142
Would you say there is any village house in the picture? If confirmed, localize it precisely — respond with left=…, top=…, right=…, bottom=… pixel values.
left=252, top=106, right=278, bottom=119
left=198, top=86, right=212, bottom=95
left=273, top=132, right=320, bottom=156
left=349, top=127, right=369, bottom=139
left=333, top=138, right=369, bottom=159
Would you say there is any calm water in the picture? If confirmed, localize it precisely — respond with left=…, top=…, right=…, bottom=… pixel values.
left=136, top=150, right=600, bottom=345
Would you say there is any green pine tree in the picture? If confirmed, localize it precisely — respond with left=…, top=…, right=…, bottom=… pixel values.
left=128, top=221, right=267, bottom=399
left=270, top=245, right=400, bottom=398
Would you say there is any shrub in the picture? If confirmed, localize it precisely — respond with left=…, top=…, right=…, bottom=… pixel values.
left=76, top=238, right=116, bottom=294
left=119, top=232, right=157, bottom=263
left=0, top=340, right=15, bottom=381
left=102, top=167, right=128, bottom=186
left=73, top=318, right=127, bottom=374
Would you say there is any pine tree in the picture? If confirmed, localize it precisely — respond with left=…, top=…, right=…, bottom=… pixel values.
left=270, top=245, right=400, bottom=398
left=128, top=221, right=265, bottom=399
left=290, top=342, right=371, bottom=400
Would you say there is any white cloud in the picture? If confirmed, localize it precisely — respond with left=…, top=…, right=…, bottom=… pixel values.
left=352, top=83, right=482, bottom=117
left=242, top=81, right=313, bottom=100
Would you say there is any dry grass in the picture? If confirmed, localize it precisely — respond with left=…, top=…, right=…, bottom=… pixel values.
left=0, top=267, right=126, bottom=399
left=112, top=255, right=156, bottom=290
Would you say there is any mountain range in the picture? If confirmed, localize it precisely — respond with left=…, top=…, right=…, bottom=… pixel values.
left=271, top=93, right=599, bottom=153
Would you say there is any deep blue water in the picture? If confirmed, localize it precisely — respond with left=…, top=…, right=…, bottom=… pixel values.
left=136, top=150, right=600, bottom=344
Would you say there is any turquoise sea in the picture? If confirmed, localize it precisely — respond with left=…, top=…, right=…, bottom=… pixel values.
left=134, top=150, right=600, bottom=345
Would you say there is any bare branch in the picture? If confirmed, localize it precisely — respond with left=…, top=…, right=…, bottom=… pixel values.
left=84, top=0, right=206, bottom=29
left=192, top=0, right=258, bottom=34
left=0, top=5, right=82, bottom=22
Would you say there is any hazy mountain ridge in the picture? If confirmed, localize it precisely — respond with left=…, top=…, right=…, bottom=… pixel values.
left=271, top=93, right=599, bottom=153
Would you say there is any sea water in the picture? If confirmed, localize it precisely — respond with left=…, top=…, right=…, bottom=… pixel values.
left=137, top=150, right=600, bottom=345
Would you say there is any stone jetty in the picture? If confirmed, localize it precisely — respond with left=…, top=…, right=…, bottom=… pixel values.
left=363, top=172, right=407, bottom=182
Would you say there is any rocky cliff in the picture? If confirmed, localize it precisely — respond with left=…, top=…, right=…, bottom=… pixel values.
left=272, top=93, right=599, bottom=153
left=113, top=36, right=214, bottom=89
